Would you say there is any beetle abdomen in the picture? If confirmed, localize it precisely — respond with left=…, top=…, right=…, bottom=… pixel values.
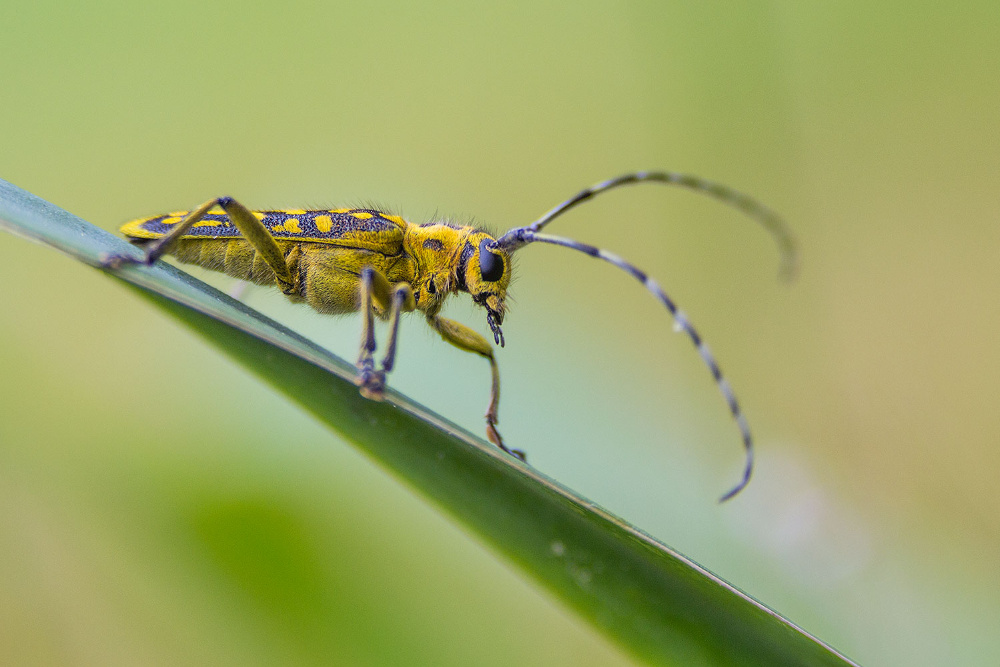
left=170, top=238, right=297, bottom=288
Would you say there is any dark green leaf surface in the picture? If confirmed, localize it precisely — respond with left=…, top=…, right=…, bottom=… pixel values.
left=0, top=178, right=858, bottom=666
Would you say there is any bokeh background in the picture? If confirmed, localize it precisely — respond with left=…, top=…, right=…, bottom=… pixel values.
left=2, top=2, right=998, bottom=665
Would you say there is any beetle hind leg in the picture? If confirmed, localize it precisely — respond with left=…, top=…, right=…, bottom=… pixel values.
left=104, top=196, right=297, bottom=297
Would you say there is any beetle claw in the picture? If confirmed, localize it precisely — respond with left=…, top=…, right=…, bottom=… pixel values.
left=356, top=361, right=386, bottom=400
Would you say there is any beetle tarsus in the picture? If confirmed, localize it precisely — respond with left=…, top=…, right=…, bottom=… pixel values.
left=100, top=252, right=136, bottom=269
left=355, top=361, right=386, bottom=400
left=486, top=414, right=526, bottom=462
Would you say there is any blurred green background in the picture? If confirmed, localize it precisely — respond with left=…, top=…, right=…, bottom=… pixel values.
left=2, top=1, right=998, bottom=665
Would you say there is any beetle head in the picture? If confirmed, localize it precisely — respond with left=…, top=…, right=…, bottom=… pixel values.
left=463, top=231, right=511, bottom=346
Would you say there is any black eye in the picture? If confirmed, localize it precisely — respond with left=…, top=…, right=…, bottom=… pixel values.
left=478, top=240, right=504, bottom=282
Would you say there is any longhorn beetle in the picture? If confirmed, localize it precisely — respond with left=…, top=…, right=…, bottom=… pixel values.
left=105, top=172, right=795, bottom=501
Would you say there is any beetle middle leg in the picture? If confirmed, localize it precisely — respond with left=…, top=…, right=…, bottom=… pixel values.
left=356, top=266, right=414, bottom=399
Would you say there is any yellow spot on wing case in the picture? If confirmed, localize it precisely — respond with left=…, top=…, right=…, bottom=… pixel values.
left=121, top=208, right=409, bottom=250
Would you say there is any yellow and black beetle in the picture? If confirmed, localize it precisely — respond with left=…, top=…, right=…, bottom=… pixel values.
left=106, top=172, right=795, bottom=500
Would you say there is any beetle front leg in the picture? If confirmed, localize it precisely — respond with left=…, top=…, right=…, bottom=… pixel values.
left=428, top=315, right=525, bottom=461
left=483, top=354, right=510, bottom=455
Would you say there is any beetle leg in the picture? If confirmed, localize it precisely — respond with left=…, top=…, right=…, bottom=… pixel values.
left=380, top=283, right=416, bottom=375
left=103, top=196, right=296, bottom=296
left=356, top=266, right=396, bottom=399
left=428, top=315, right=526, bottom=461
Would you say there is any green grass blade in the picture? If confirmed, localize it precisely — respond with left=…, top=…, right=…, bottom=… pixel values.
left=0, top=178, right=857, bottom=667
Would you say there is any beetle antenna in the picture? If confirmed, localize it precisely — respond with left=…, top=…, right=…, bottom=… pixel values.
left=506, top=229, right=754, bottom=501
left=496, top=171, right=797, bottom=280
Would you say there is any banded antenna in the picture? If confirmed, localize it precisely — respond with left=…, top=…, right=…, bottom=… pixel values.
left=494, top=171, right=797, bottom=502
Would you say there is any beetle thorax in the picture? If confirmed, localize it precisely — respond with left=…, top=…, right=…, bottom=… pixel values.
left=403, top=223, right=472, bottom=312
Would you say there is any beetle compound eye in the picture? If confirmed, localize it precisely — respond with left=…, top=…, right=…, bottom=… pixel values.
left=478, top=240, right=504, bottom=282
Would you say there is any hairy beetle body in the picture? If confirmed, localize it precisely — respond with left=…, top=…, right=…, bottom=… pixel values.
left=111, top=172, right=796, bottom=500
